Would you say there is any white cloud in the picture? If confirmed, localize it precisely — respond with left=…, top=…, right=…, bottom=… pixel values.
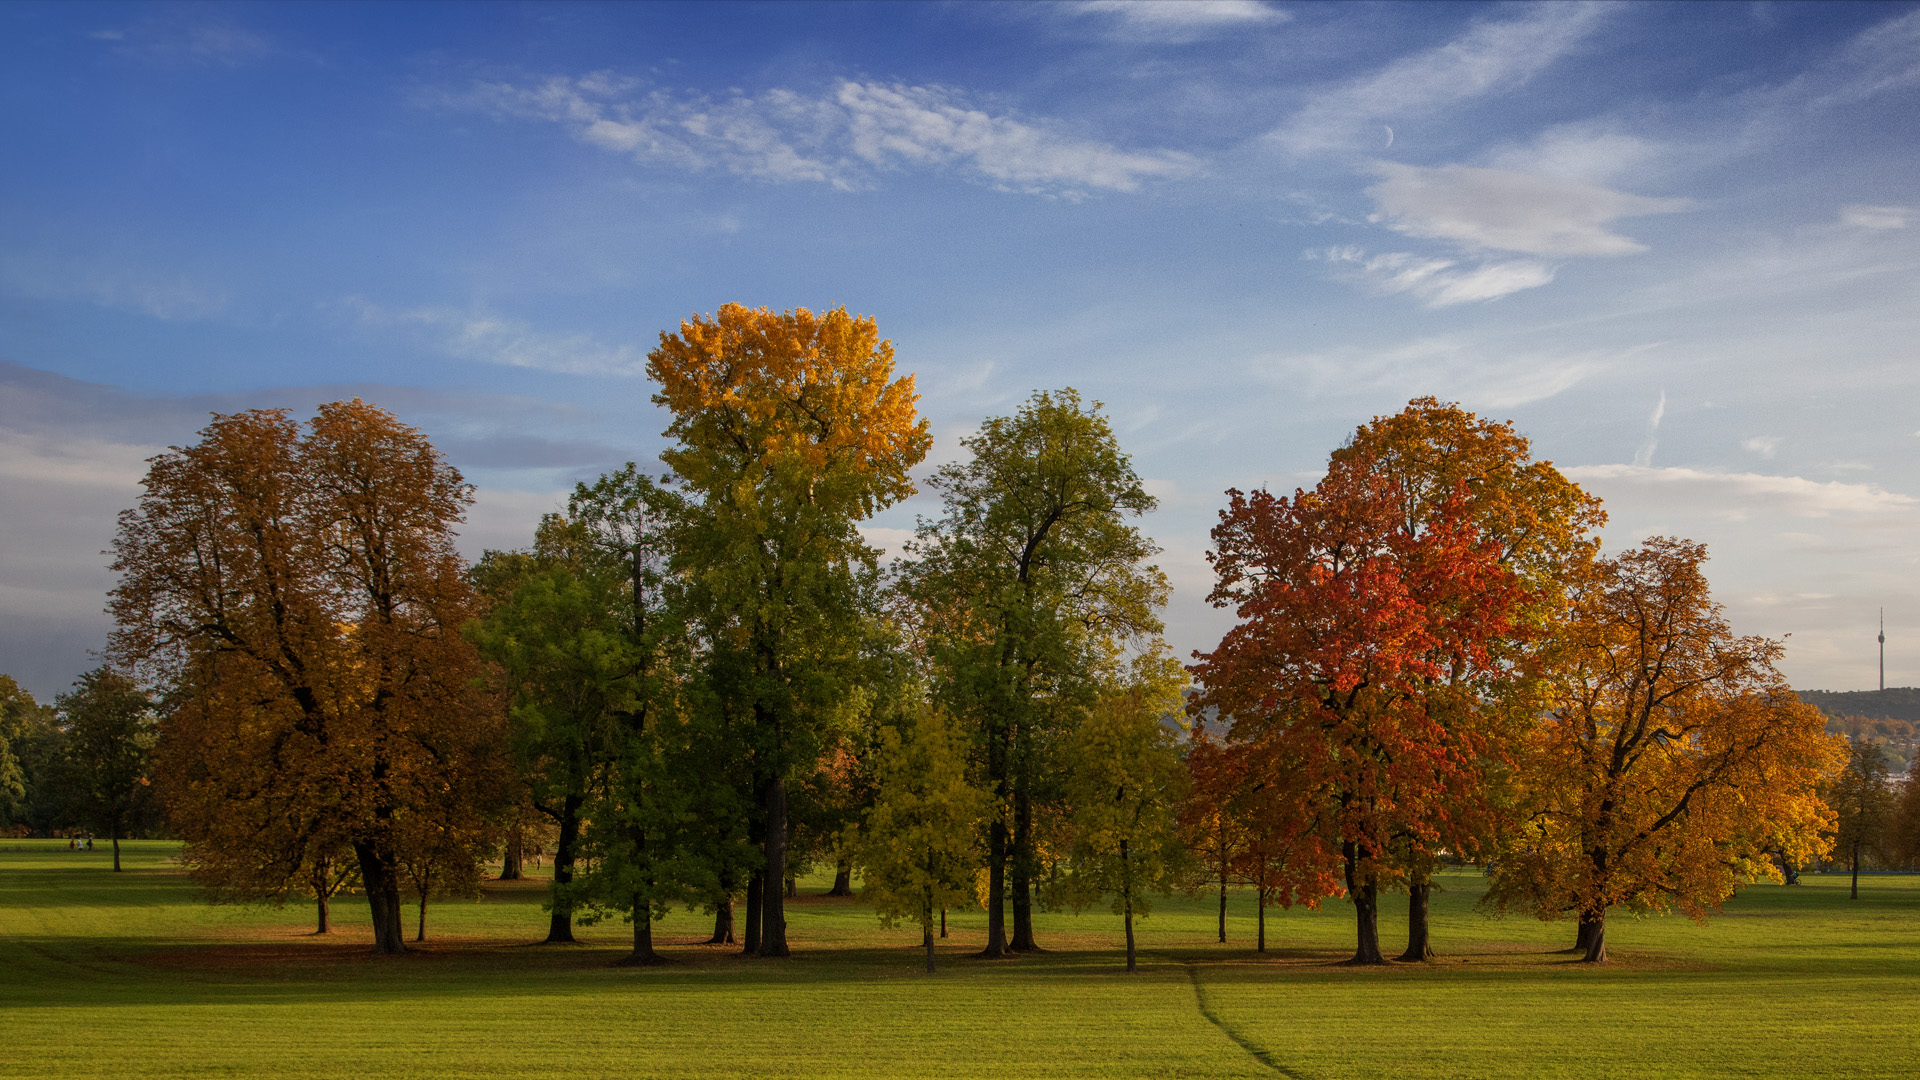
left=348, top=301, right=647, bottom=377
left=1311, top=246, right=1556, bottom=307
left=1269, top=3, right=1616, bottom=156
left=1743, top=435, right=1782, bottom=459
left=1069, top=0, right=1288, bottom=41
left=1840, top=205, right=1910, bottom=230
left=1365, top=163, right=1690, bottom=257
left=1564, top=464, right=1918, bottom=518
left=1484, top=125, right=1664, bottom=186
left=434, top=75, right=1195, bottom=197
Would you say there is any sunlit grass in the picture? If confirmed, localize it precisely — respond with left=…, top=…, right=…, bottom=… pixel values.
left=2, top=840, right=1915, bottom=1079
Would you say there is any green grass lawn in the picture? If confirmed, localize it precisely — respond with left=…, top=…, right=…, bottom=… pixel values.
left=3, top=841, right=1916, bottom=1079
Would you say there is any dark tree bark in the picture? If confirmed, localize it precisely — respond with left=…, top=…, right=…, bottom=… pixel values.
left=110, top=825, right=122, bottom=873
left=1010, top=778, right=1040, bottom=951
left=828, top=859, right=854, bottom=897
left=1122, top=838, right=1138, bottom=973
left=543, top=793, right=585, bottom=943
left=1342, top=843, right=1384, bottom=965
left=1399, top=876, right=1434, bottom=962
left=352, top=840, right=408, bottom=955
left=758, top=776, right=790, bottom=957
left=498, top=826, right=523, bottom=881
left=417, top=893, right=429, bottom=942
left=980, top=816, right=1009, bottom=957
left=620, top=893, right=665, bottom=966
left=708, top=896, right=735, bottom=944
left=1218, top=872, right=1228, bottom=943
left=924, top=913, right=937, bottom=973
left=785, top=873, right=797, bottom=899
left=1256, top=890, right=1266, bottom=953
left=1782, top=857, right=1800, bottom=886
left=313, top=860, right=332, bottom=935
left=743, top=872, right=763, bottom=954
left=1579, top=908, right=1607, bottom=963
left=1850, top=841, right=1861, bottom=900
left=940, top=907, right=947, bottom=938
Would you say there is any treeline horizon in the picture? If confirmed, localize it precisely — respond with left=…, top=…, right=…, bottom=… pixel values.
left=5, top=303, right=1916, bottom=972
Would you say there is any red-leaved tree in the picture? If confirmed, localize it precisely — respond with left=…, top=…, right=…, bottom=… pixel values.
left=1191, top=453, right=1527, bottom=964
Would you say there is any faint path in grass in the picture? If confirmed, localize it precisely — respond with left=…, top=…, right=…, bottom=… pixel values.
left=1184, top=961, right=1309, bottom=1080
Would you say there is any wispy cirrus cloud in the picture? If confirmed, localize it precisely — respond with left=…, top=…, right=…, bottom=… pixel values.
left=89, top=19, right=273, bottom=67
left=1308, top=246, right=1556, bottom=307
left=429, top=75, right=1196, bottom=197
left=1251, top=334, right=1617, bottom=408
left=0, top=252, right=230, bottom=321
left=1840, top=205, right=1910, bottom=231
left=1269, top=3, right=1617, bottom=157
left=347, top=300, right=647, bottom=377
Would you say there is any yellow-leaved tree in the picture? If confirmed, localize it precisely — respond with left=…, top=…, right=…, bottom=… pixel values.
left=858, top=709, right=988, bottom=973
left=1484, top=537, right=1841, bottom=962
left=649, top=304, right=931, bottom=957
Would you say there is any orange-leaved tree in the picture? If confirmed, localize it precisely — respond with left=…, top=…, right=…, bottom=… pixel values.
left=111, top=401, right=507, bottom=954
left=1483, top=537, right=1840, bottom=962
left=1191, top=450, right=1528, bottom=964
left=649, top=304, right=930, bottom=957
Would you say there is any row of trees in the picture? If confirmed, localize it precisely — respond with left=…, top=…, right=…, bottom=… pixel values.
left=0, top=671, right=162, bottom=868
left=94, top=304, right=1853, bottom=966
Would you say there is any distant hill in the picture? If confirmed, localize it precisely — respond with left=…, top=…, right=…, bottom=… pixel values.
left=1797, top=688, right=1920, bottom=774
left=1797, top=687, right=1920, bottom=724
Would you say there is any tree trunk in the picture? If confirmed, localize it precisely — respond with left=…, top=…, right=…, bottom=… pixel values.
left=940, top=907, right=947, bottom=939
left=312, top=859, right=333, bottom=934
left=758, top=776, right=789, bottom=957
left=1579, top=909, right=1607, bottom=963
left=111, top=825, right=122, bottom=872
left=980, top=814, right=1009, bottom=957
left=1010, top=780, right=1039, bottom=951
left=545, top=793, right=584, bottom=943
left=499, top=826, right=523, bottom=881
left=416, top=894, right=428, bottom=942
left=924, top=917, right=936, bottom=973
left=708, top=897, right=735, bottom=944
left=1850, top=843, right=1860, bottom=900
left=1217, top=871, right=1228, bottom=943
left=352, top=840, right=408, bottom=955
left=1782, top=857, right=1800, bottom=886
left=1124, top=901, right=1137, bottom=973
left=785, top=872, right=797, bottom=899
left=1343, top=843, right=1384, bottom=965
left=622, top=892, right=664, bottom=965
left=828, top=859, right=853, bottom=897
left=1121, top=838, right=1136, bottom=972
left=1257, top=889, right=1266, bottom=953
left=743, top=872, right=763, bottom=955
left=1399, top=876, right=1434, bottom=962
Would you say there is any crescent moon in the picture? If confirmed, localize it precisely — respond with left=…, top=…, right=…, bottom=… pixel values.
left=1383, top=125, right=1395, bottom=149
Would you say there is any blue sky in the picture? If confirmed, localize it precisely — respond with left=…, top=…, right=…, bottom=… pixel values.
left=2, top=0, right=1917, bottom=700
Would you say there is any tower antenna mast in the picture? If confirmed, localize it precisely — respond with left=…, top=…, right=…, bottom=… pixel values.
left=1879, top=608, right=1886, bottom=693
